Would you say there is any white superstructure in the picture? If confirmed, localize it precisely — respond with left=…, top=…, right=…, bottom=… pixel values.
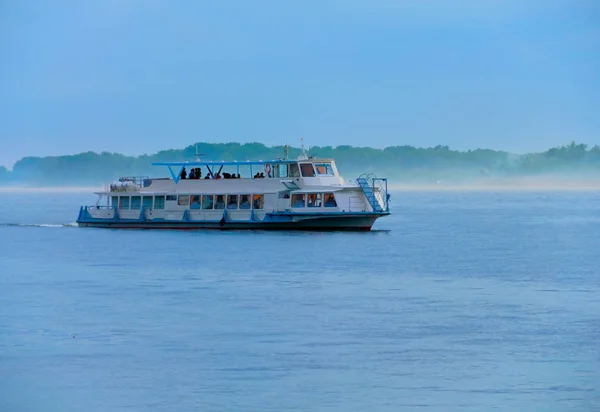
left=77, top=154, right=390, bottom=230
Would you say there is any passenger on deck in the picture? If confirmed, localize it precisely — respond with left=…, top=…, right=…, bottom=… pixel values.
left=189, top=169, right=196, bottom=179
left=180, top=168, right=187, bottom=180
left=292, top=195, right=305, bottom=207
left=325, top=194, right=337, bottom=207
left=237, top=174, right=241, bottom=179
left=227, top=196, right=238, bottom=209
left=204, top=174, right=211, bottom=179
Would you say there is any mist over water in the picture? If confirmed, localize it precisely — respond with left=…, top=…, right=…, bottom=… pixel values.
left=2, top=171, right=600, bottom=196
left=389, top=174, right=600, bottom=191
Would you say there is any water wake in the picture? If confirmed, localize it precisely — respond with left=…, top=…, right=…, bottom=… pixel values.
left=0, top=222, right=78, bottom=228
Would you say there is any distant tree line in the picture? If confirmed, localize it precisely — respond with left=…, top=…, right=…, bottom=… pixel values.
left=2, top=141, right=600, bottom=186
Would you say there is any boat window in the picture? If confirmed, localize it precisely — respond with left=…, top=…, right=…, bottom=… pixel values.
left=119, top=196, right=129, bottom=209
left=154, top=196, right=165, bottom=209
left=278, top=191, right=291, bottom=199
left=201, top=195, right=214, bottom=209
left=300, top=163, right=315, bottom=177
left=252, top=194, right=264, bottom=209
left=289, top=163, right=300, bottom=177
left=111, top=196, right=118, bottom=207
left=274, top=164, right=288, bottom=178
left=166, top=195, right=177, bottom=201
left=190, top=195, right=201, bottom=209
left=227, top=195, right=238, bottom=209
left=214, top=195, right=226, bottom=209
left=178, top=195, right=189, bottom=206
left=291, top=194, right=306, bottom=208
left=239, top=194, right=251, bottom=209
left=307, top=193, right=322, bottom=208
left=142, top=196, right=153, bottom=208
left=315, top=163, right=334, bottom=176
left=131, top=196, right=141, bottom=210
left=324, top=193, right=337, bottom=207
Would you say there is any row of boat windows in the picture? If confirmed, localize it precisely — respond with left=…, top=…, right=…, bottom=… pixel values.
left=112, top=196, right=164, bottom=210
left=298, top=163, right=335, bottom=177
left=289, top=193, right=337, bottom=208
left=177, top=162, right=335, bottom=179
left=173, top=194, right=264, bottom=210
left=111, top=195, right=265, bottom=210
left=111, top=192, right=338, bottom=210
left=287, top=163, right=335, bottom=178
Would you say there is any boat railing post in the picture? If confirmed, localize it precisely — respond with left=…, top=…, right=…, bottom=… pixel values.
left=385, top=178, right=389, bottom=212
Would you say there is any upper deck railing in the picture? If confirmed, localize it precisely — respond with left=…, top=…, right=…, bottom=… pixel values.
left=118, top=176, right=150, bottom=185
left=151, top=158, right=336, bottom=183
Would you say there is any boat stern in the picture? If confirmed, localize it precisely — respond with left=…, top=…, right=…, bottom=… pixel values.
left=355, top=174, right=390, bottom=213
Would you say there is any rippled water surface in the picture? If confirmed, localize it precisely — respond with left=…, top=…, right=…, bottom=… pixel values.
left=1, top=190, right=599, bottom=411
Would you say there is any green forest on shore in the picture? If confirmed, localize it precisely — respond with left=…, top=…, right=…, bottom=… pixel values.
left=2, top=141, right=600, bottom=186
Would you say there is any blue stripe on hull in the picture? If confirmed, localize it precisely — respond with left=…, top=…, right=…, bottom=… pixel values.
left=77, top=214, right=383, bottom=231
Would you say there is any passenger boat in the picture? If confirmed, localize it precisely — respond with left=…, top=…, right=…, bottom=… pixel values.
left=77, top=151, right=390, bottom=230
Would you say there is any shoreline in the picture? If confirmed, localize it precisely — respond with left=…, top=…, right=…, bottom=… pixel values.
left=0, top=186, right=104, bottom=193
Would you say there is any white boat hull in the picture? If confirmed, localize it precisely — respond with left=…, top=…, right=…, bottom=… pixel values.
left=77, top=208, right=387, bottom=231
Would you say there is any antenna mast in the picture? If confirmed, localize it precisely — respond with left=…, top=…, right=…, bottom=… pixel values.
left=299, top=137, right=308, bottom=160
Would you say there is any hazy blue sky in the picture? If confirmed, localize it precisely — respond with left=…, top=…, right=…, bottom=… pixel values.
left=1, top=0, right=598, bottom=167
